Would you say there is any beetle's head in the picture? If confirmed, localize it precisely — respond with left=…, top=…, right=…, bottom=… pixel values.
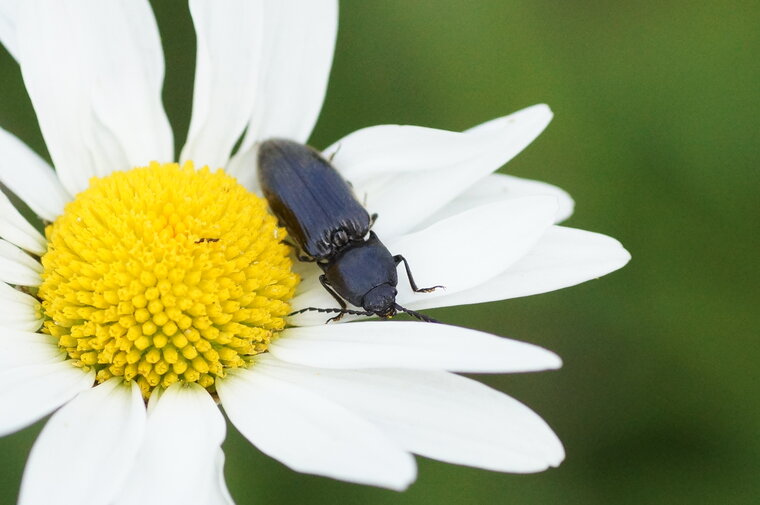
left=362, top=283, right=397, bottom=317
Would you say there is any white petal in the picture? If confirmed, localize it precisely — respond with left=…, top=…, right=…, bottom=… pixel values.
left=0, top=312, right=42, bottom=333
left=205, top=450, right=235, bottom=505
left=181, top=0, right=264, bottom=171
left=271, top=321, right=561, bottom=372
left=229, top=151, right=261, bottom=194
left=0, top=282, right=42, bottom=331
left=218, top=365, right=416, bottom=490
left=115, top=383, right=226, bottom=505
left=0, top=188, right=46, bottom=254
left=288, top=196, right=557, bottom=325
left=0, top=279, right=37, bottom=304
left=326, top=126, right=470, bottom=181
left=0, top=0, right=20, bottom=59
left=19, top=379, right=146, bottom=505
left=16, top=0, right=172, bottom=195
left=227, top=0, right=338, bottom=175
left=0, top=126, right=70, bottom=221
left=85, top=1, right=173, bottom=167
left=261, top=359, right=564, bottom=473
left=408, top=226, right=632, bottom=311
left=0, top=362, right=93, bottom=437
left=326, top=105, right=553, bottom=237
left=0, top=238, right=42, bottom=286
left=0, top=329, right=61, bottom=369
left=326, top=105, right=549, bottom=182
left=391, top=196, right=558, bottom=298
left=419, top=173, right=575, bottom=228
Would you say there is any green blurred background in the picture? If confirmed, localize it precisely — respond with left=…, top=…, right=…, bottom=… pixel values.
left=1, top=0, right=758, bottom=504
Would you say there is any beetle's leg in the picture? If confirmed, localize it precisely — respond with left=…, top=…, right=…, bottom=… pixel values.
left=282, top=239, right=316, bottom=262
left=319, top=275, right=349, bottom=323
left=369, top=213, right=378, bottom=228
left=327, top=143, right=342, bottom=162
left=295, top=251, right=315, bottom=262
left=394, top=255, right=445, bottom=293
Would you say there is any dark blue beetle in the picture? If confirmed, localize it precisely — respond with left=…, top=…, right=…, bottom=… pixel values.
left=257, top=138, right=441, bottom=322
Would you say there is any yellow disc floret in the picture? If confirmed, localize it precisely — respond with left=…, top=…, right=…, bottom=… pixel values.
left=38, top=161, right=298, bottom=398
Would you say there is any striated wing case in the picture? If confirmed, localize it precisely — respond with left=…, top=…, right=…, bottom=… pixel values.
left=257, top=138, right=371, bottom=259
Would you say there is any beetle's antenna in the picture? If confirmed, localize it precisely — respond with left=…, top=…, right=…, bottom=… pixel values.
left=394, top=304, right=440, bottom=323
left=289, top=306, right=440, bottom=324
left=288, top=307, right=373, bottom=317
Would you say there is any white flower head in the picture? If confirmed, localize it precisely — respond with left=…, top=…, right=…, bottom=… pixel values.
left=0, top=0, right=630, bottom=503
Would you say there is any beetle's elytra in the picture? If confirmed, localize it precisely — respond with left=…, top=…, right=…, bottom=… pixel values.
left=257, top=138, right=441, bottom=322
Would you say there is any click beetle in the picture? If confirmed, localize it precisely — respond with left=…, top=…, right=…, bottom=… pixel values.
left=257, top=138, right=442, bottom=322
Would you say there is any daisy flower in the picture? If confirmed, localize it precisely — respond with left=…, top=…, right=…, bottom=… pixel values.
left=0, top=1, right=630, bottom=503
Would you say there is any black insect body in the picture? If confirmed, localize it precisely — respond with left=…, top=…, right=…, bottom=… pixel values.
left=257, top=138, right=441, bottom=322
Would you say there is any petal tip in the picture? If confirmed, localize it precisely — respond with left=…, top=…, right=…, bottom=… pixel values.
left=547, top=440, right=566, bottom=468
left=618, top=245, right=633, bottom=265
left=523, top=103, right=553, bottom=125
left=603, top=240, right=632, bottom=274
left=382, top=457, right=417, bottom=492
left=546, top=351, right=563, bottom=370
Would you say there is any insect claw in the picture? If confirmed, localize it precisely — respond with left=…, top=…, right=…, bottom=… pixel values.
left=417, top=284, right=445, bottom=293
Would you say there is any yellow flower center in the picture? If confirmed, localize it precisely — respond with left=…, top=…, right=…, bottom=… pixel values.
left=38, top=161, right=298, bottom=398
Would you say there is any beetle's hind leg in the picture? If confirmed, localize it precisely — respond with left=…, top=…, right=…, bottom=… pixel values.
left=295, top=251, right=314, bottom=262
left=394, top=255, right=445, bottom=293
left=282, top=239, right=316, bottom=262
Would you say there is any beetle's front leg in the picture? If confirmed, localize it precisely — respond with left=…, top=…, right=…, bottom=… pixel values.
left=319, top=274, right=349, bottom=323
left=394, top=255, right=444, bottom=293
